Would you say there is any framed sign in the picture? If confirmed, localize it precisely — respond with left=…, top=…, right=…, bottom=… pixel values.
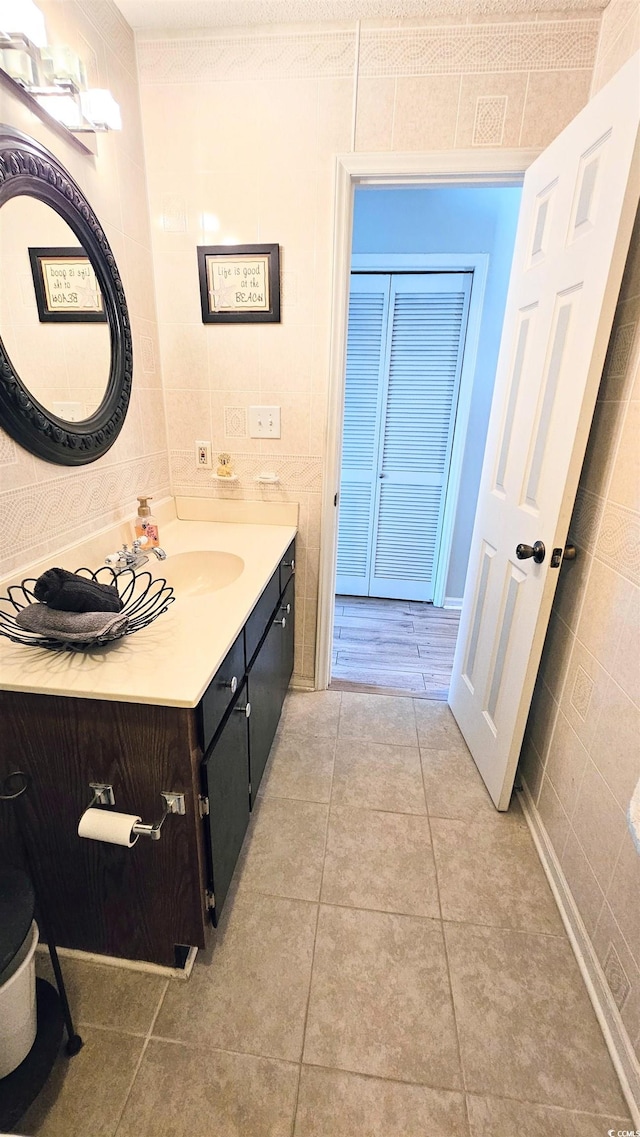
left=197, top=243, right=280, bottom=323
left=28, top=247, right=107, bottom=323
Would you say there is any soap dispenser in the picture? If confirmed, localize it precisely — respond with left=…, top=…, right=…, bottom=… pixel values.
left=134, top=495, right=160, bottom=547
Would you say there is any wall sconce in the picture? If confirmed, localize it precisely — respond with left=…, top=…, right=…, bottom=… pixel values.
left=0, top=0, right=122, bottom=139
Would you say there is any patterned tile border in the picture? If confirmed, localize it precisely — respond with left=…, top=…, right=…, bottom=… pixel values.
left=138, top=30, right=356, bottom=83
left=138, top=18, right=598, bottom=85
left=570, top=487, right=605, bottom=554
left=0, top=432, right=17, bottom=465
left=595, top=501, right=640, bottom=586
left=79, top=0, right=137, bottom=77
left=170, top=450, right=323, bottom=493
left=0, top=453, right=170, bottom=575
left=358, top=20, right=599, bottom=76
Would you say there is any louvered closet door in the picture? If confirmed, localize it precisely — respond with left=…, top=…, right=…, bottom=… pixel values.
left=369, top=273, right=472, bottom=602
left=336, top=275, right=390, bottom=595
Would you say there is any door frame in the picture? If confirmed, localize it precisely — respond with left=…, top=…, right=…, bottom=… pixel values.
left=350, top=252, right=488, bottom=607
left=316, top=149, right=540, bottom=691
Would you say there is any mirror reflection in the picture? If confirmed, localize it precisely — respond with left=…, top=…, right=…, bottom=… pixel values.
left=0, top=195, right=111, bottom=422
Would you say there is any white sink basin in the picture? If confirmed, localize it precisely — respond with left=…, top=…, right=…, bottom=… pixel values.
left=160, top=551, right=244, bottom=596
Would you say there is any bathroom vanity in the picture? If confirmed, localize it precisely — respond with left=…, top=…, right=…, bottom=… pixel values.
left=0, top=505, right=296, bottom=967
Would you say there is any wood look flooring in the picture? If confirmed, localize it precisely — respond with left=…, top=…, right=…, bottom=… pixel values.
left=330, top=595, right=460, bottom=700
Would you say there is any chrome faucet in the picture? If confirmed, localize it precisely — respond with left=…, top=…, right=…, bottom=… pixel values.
left=105, top=539, right=167, bottom=573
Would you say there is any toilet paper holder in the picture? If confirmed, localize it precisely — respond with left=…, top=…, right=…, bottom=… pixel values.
left=88, top=783, right=116, bottom=808
left=133, top=792, right=186, bottom=841
left=85, top=784, right=185, bottom=841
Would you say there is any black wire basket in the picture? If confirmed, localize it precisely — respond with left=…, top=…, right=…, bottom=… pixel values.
left=0, top=566, right=175, bottom=653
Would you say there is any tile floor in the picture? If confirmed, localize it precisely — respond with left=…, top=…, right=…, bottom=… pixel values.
left=20, top=690, right=632, bottom=1136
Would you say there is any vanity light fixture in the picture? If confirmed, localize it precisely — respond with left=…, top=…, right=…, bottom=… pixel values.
left=0, top=0, right=121, bottom=137
left=41, top=44, right=86, bottom=89
left=34, top=82, right=83, bottom=129
left=0, top=0, right=47, bottom=48
left=80, top=88, right=122, bottom=132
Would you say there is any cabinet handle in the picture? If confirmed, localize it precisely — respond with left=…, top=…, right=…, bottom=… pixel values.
left=234, top=701, right=251, bottom=719
left=280, top=603, right=291, bottom=615
left=283, top=558, right=295, bottom=573
left=274, top=616, right=286, bottom=628
left=224, top=676, right=238, bottom=694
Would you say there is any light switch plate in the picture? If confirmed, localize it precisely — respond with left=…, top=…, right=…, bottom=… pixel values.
left=249, top=406, right=281, bottom=438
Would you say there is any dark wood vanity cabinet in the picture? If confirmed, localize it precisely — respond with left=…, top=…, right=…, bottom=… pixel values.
left=247, top=573, right=295, bottom=805
left=0, top=693, right=207, bottom=968
left=202, top=539, right=296, bottom=915
left=201, top=681, right=251, bottom=926
left=0, top=539, right=296, bottom=966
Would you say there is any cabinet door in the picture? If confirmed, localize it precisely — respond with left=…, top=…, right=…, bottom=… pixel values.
left=279, top=577, right=295, bottom=703
left=247, top=615, right=282, bottom=806
left=279, top=539, right=296, bottom=596
left=202, top=686, right=250, bottom=925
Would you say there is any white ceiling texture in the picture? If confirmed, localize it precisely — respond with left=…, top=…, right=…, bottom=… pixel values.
left=114, top=0, right=609, bottom=33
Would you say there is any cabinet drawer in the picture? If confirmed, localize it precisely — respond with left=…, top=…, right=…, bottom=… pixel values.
left=279, top=540, right=296, bottom=595
left=199, top=630, right=245, bottom=751
left=244, top=567, right=280, bottom=666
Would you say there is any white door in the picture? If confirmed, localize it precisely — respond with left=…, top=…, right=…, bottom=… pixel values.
left=337, top=272, right=472, bottom=601
left=449, top=52, right=640, bottom=810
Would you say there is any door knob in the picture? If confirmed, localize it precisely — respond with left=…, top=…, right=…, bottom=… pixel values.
left=516, top=541, right=546, bottom=564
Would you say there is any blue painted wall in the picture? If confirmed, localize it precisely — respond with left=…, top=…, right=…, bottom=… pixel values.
left=352, top=185, right=521, bottom=600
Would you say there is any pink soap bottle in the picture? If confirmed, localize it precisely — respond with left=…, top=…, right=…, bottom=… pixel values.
left=134, top=495, right=160, bottom=548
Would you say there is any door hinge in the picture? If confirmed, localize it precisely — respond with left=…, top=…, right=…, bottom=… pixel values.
left=205, top=889, right=215, bottom=911
left=198, top=795, right=210, bottom=818
left=334, top=492, right=338, bottom=507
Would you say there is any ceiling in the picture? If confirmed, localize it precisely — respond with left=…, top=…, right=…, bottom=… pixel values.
left=113, top=0, right=609, bottom=33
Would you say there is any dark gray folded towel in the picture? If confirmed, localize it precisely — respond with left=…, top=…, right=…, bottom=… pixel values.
left=16, top=604, right=129, bottom=642
left=33, top=567, right=123, bottom=613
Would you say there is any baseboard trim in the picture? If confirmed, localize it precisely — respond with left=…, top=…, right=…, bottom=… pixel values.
left=290, top=675, right=315, bottom=690
left=519, top=783, right=640, bottom=1126
left=36, top=942, right=198, bottom=981
left=443, top=596, right=463, bottom=609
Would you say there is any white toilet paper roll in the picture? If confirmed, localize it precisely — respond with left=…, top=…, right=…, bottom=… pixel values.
left=78, top=808, right=141, bottom=847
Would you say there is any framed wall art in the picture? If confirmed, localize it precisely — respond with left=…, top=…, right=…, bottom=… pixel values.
left=197, top=243, right=280, bottom=323
left=28, top=247, right=107, bottom=323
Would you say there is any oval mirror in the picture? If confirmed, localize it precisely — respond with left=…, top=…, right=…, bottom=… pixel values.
left=0, top=126, right=132, bottom=465
left=0, top=196, right=111, bottom=421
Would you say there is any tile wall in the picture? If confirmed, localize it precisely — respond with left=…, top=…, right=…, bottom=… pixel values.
left=0, top=0, right=169, bottom=581
left=137, top=11, right=599, bottom=685
left=519, top=0, right=640, bottom=1062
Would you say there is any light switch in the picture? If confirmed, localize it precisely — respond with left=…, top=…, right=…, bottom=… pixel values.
left=249, top=406, right=281, bottom=438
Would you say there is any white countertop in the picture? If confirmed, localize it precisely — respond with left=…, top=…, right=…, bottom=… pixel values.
left=0, top=516, right=297, bottom=708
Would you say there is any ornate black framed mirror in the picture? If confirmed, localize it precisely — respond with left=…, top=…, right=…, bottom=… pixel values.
left=0, top=126, right=132, bottom=465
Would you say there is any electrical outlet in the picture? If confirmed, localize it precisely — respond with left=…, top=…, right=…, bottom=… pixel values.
left=249, top=406, right=281, bottom=438
left=195, top=440, right=212, bottom=468
left=52, top=401, right=84, bottom=422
